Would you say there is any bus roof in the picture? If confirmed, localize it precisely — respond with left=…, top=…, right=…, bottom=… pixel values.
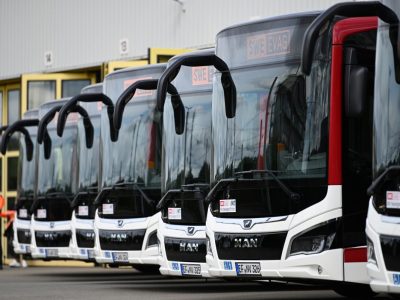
left=217, top=11, right=320, bottom=38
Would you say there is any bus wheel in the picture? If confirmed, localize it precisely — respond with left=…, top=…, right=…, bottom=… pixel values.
left=333, top=284, right=376, bottom=299
left=132, top=264, right=160, bottom=274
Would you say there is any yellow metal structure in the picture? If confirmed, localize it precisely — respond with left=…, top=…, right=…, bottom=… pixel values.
left=0, top=48, right=196, bottom=265
left=102, top=60, right=148, bottom=79
left=148, top=48, right=193, bottom=64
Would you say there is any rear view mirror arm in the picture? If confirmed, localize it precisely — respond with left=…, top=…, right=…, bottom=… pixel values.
left=57, top=104, right=94, bottom=149
left=38, top=105, right=63, bottom=159
left=0, top=119, right=39, bottom=161
left=156, top=54, right=236, bottom=118
left=114, top=79, right=184, bottom=135
left=114, top=79, right=159, bottom=131
left=166, top=83, right=185, bottom=135
left=57, top=93, right=118, bottom=142
left=301, top=1, right=399, bottom=77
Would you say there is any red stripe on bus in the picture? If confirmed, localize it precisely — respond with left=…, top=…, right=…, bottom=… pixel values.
left=344, top=247, right=367, bottom=263
left=328, top=17, right=377, bottom=185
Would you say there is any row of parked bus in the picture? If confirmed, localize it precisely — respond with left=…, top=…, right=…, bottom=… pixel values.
left=1, top=0, right=400, bottom=298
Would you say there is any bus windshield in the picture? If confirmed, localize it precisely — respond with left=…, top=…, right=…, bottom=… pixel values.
left=373, top=22, right=400, bottom=178
left=162, top=92, right=211, bottom=192
left=210, top=14, right=331, bottom=217
left=162, top=63, right=212, bottom=192
left=77, top=108, right=100, bottom=191
left=212, top=64, right=329, bottom=181
left=101, top=100, right=162, bottom=188
left=37, top=126, right=77, bottom=196
left=98, top=67, right=165, bottom=218
left=18, top=132, right=37, bottom=199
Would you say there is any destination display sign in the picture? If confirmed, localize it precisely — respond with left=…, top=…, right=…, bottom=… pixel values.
left=123, top=76, right=153, bottom=97
left=170, top=65, right=214, bottom=94
left=246, top=29, right=291, bottom=60
left=217, top=16, right=315, bottom=68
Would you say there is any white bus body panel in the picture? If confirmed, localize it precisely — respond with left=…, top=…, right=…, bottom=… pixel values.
left=206, top=185, right=369, bottom=283
left=30, top=217, right=72, bottom=259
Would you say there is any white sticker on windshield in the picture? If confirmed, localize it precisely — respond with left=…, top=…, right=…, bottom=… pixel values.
left=220, top=199, right=236, bottom=213
left=387, top=191, right=400, bottom=209
left=19, top=209, right=28, bottom=218
left=168, top=207, right=182, bottom=220
left=102, top=203, right=114, bottom=215
left=78, top=205, right=89, bottom=216
left=37, top=209, right=47, bottom=219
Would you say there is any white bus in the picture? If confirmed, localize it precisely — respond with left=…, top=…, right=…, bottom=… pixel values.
left=57, top=83, right=102, bottom=261
left=159, top=2, right=399, bottom=296
left=90, top=65, right=165, bottom=271
left=366, top=0, right=400, bottom=296
left=30, top=99, right=78, bottom=259
left=0, top=109, right=39, bottom=256
left=155, top=49, right=213, bottom=277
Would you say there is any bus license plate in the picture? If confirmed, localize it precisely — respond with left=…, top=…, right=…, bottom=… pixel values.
left=88, top=250, right=95, bottom=259
left=393, top=273, right=400, bottom=285
left=112, top=252, right=128, bottom=262
left=235, top=262, right=261, bottom=276
left=45, top=249, right=58, bottom=257
left=181, top=264, right=201, bottom=276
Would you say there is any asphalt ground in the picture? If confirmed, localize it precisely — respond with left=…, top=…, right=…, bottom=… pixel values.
left=0, top=266, right=392, bottom=300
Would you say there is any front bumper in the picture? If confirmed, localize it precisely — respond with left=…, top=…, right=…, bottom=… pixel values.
left=206, top=187, right=354, bottom=282
left=30, top=219, right=72, bottom=259
left=158, top=219, right=210, bottom=277
left=93, top=212, right=160, bottom=265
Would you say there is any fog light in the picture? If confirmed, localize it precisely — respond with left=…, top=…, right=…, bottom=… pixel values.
left=367, top=237, right=377, bottom=266
left=206, top=236, right=213, bottom=257
left=317, top=265, right=323, bottom=274
left=158, top=239, right=162, bottom=257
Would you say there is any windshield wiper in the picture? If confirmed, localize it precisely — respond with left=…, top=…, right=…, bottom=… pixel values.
left=367, top=166, right=400, bottom=196
left=94, top=179, right=155, bottom=206
left=157, top=183, right=209, bottom=211
left=234, top=169, right=301, bottom=201
left=71, top=189, right=98, bottom=208
left=31, top=191, right=71, bottom=212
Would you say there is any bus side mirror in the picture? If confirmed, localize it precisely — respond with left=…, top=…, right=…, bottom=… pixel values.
left=344, top=65, right=368, bottom=118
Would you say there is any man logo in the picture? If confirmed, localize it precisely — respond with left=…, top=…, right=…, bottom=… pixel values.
left=117, top=220, right=124, bottom=228
left=233, top=238, right=258, bottom=248
left=187, top=227, right=195, bottom=235
left=50, top=222, right=55, bottom=229
left=180, top=242, right=199, bottom=252
left=243, top=220, right=252, bottom=229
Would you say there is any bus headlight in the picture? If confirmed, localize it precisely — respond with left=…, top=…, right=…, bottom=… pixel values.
left=367, top=237, right=377, bottom=266
left=288, top=219, right=338, bottom=258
